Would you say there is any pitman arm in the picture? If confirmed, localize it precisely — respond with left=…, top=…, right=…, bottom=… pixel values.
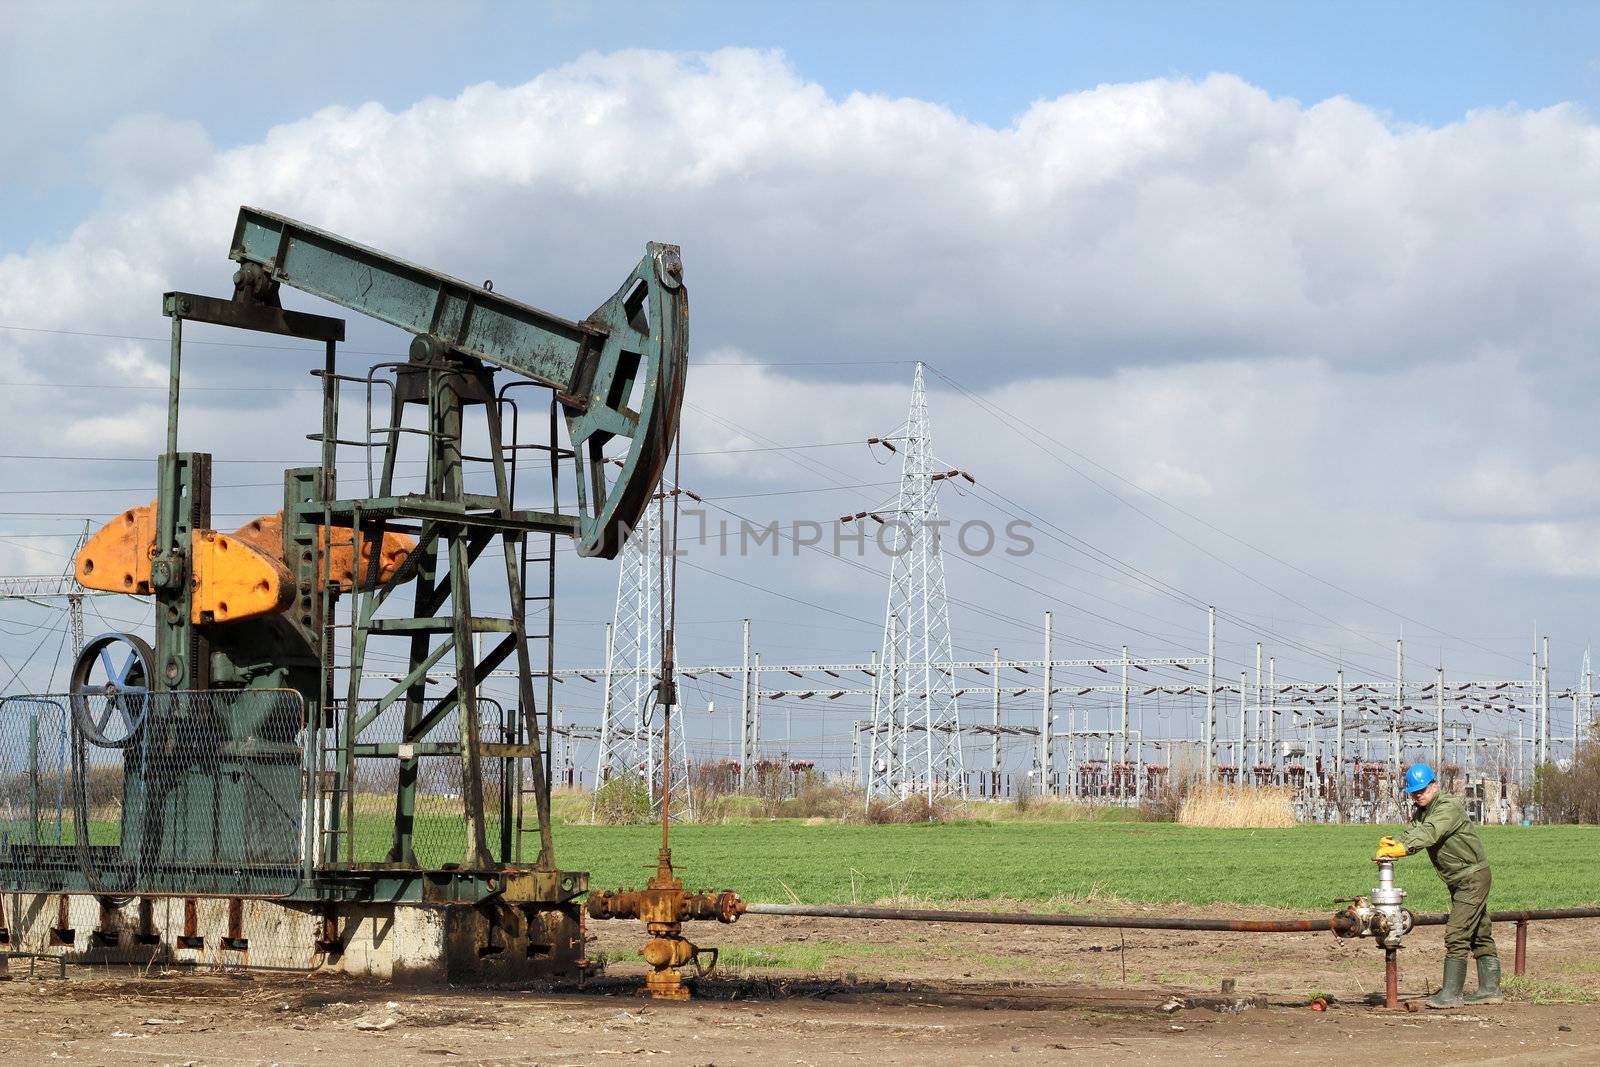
left=229, top=207, right=687, bottom=559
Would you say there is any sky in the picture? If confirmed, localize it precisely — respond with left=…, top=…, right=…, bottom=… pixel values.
left=2, top=2, right=1598, bottom=772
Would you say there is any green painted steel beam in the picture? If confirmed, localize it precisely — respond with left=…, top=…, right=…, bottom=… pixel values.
left=231, top=204, right=688, bottom=560
left=366, top=616, right=515, bottom=634
left=294, top=498, right=579, bottom=536
left=231, top=207, right=598, bottom=392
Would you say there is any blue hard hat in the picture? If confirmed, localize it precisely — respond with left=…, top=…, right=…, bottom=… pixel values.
left=1404, top=763, right=1436, bottom=794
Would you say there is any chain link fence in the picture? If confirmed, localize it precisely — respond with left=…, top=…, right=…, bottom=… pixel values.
left=328, top=697, right=519, bottom=868
left=0, top=688, right=533, bottom=900
left=0, top=690, right=306, bottom=896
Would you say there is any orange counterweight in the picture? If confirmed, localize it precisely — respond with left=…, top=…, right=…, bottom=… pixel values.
left=189, top=529, right=292, bottom=624
left=231, top=511, right=413, bottom=592
left=75, top=504, right=414, bottom=624
left=75, top=500, right=158, bottom=595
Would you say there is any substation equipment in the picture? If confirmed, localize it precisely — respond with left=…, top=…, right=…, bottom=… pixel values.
left=0, top=208, right=740, bottom=988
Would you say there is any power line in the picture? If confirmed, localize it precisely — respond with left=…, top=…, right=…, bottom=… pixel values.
left=670, top=403, right=1173, bottom=660
left=955, top=480, right=1376, bottom=681
left=0, top=321, right=390, bottom=355
left=1, top=321, right=914, bottom=370
left=0, top=379, right=315, bottom=393
left=684, top=401, right=865, bottom=489
left=924, top=364, right=1530, bottom=672
left=0, top=453, right=325, bottom=464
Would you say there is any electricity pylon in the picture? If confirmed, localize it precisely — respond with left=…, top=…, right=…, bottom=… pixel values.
left=593, top=494, right=693, bottom=817
left=866, top=362, right=965, bottom=803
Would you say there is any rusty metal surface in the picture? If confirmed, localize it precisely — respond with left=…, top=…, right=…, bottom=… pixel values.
left=587, top=885, right=743, bottom=926
left=586, top=847, right=744, bottom=999
left=1407, top=906, right=1600, bottom=927
left=1487, top=907, right=1600, bottom=922
left=163, top=290, right=345, bottom=343
left=499, top=868, right=587, bottom=904
left=406, top=900, right=591, bottom=983
left=231, top=512, right=414, bottom=594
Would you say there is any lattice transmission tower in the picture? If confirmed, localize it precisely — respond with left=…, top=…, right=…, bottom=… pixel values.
left=866, top=362, right=965, bottom=803
left=593, top=494, right=693, bottom=816
left=1580, top=647, right=1593, bottom=754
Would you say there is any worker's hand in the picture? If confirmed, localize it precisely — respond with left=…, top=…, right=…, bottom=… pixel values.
left=1374, top=836, right=1406, bottom=860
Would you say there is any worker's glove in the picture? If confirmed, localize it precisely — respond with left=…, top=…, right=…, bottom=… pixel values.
left=1374, top=836, right=1406, bottom=860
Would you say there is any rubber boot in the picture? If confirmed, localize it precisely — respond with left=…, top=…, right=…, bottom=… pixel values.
left=1464, top=956, right=1504, bottom=1005
left=1424, top=957, right=1468, bottom=1009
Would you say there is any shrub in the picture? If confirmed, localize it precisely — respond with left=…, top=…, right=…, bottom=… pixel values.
left=1011, top=774, right=1036, bottom=815
left=687, top=760, right=741, bottom=825
left=1139, top=780, right=1186, bottom=823
left=592, top=773, right=652, bottom=825
left=865, top=793, right=929, bottom=824
left=1533, top=740, right=1600, bottom=823
left=864, top=791, right=965, bottom=824
left=780, top=779, right=861, bottom=820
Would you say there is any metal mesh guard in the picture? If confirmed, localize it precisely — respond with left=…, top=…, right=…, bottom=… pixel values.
left=0, top=690, right=307, bottom=897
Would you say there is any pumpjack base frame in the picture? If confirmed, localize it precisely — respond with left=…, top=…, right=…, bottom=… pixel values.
left=2, top=850, right=593, bottom=982
left=0, top=889, right=593, bottom=983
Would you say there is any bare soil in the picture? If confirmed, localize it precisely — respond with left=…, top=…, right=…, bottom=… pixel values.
left=2, top=906, right=1595, bottom=1065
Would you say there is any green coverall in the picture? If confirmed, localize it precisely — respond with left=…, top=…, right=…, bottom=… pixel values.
left=1398, top=791, right=1496, bottom=960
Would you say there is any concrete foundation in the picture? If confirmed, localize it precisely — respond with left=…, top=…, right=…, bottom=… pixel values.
left=0, top=891, right=588, bottom=983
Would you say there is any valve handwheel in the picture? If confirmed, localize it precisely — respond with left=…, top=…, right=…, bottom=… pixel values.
left=69, top=631, right=155, bottom=747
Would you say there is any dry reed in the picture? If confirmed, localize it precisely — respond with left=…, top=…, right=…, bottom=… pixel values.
left=1178, top=783, right=1296, bottom=828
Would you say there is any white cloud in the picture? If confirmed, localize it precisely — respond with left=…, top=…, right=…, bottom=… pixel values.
left=66, top=408, right=165, bottom=453
left=85, top=113, right=214, bottom=201
left=98, top=341, right=166, bottom=386
left=11, top=50, right=1600, bottom=372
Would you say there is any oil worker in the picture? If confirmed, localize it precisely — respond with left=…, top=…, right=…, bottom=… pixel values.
left=1375, top=762, right=1501, bottom=1008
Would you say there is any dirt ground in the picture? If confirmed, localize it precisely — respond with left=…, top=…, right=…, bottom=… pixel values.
left=1, top=906, right=1596, bottom=1066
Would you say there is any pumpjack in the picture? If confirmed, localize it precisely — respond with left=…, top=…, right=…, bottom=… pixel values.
left=0, top=207, right=735, bottom=983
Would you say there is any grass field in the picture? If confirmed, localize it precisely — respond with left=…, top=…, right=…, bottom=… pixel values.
left=547, top=819, right=1600, bottom=912
left=28, top=810, right=1596, bottom=913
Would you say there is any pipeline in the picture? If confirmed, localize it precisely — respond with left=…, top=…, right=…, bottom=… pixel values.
left=1414, top=908, right=1600, bottom=981
left=746, top=902, right=1600, bottom=932
left=1409, top=907, right=1600, bottom=926
left=1488, top=907, right=1600, bottom=922
left=746, top=901, right=1600, bottom=1000
left=745, top=902, right=1335, bottom=932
